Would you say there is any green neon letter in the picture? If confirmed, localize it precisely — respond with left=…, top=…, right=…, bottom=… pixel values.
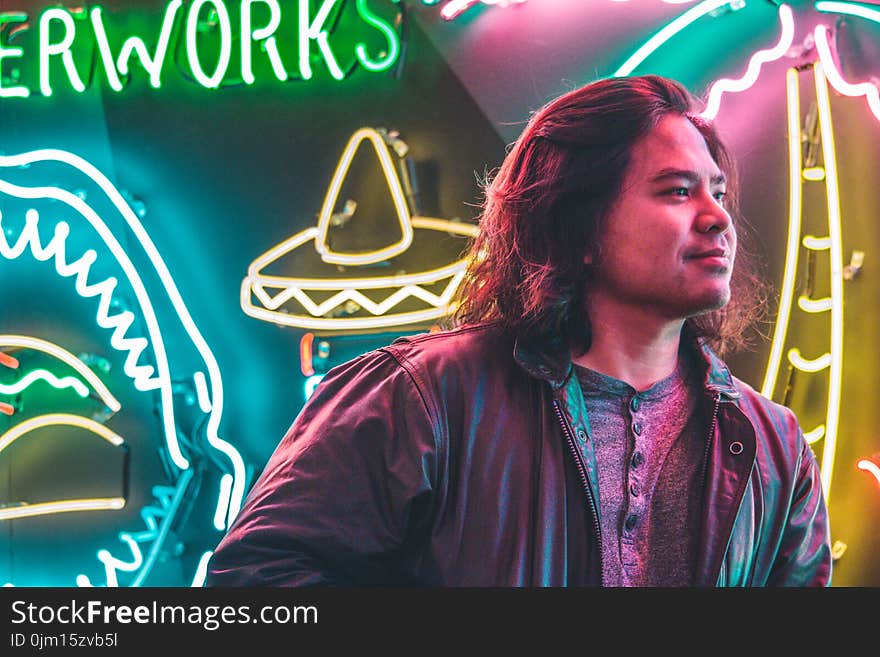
left=186, top=0, right=233, bottom=88
left=241, top=0, right=288, bottom=84
left=0, top=13, right=30, bottom=98
left=354, top=0, right=399, bottom=72
left=90, top=1, right=182, bottom=91
left=298, top=0, right=344, bottom=81
left=39, top=8, right=86, bottom=96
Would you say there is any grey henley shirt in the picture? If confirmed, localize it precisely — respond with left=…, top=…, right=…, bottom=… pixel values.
left=574, top=350, right=708, bottom=586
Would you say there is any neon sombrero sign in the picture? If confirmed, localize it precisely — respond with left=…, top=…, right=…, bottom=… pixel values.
left=242, top=127, right=479, bottom=332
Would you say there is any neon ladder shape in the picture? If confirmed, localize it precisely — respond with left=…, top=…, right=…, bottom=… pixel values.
left=760, top=64, right=845, bottom=504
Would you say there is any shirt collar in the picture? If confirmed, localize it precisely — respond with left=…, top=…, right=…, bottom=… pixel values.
left=512, top=325, right=740, bottom=400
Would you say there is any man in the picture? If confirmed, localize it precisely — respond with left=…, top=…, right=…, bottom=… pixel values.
left=207, top=75, right=832, bottom=586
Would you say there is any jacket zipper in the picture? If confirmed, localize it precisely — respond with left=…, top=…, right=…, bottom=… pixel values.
left=699, top=393, right=722, bottom=497
left=702, top=392, right=741, bottom=586
left=552, top=398, right=602, bottom=581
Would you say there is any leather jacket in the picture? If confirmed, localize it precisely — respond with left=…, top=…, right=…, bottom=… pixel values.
left=207, top=322, right=832, bottom=586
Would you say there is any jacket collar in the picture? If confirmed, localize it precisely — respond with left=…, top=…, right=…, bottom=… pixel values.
left=512, top=325, right=740, bottom=400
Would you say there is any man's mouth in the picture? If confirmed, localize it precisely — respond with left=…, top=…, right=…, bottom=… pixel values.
left=685, top=247, right=729, bottom=260
left=684, top=247, right=731, bottom=269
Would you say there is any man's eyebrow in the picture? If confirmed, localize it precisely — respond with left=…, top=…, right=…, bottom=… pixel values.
left=649, top=168, right=727, bottom=185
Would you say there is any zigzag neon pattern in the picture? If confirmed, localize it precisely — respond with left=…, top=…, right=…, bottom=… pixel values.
left=0, top=210, right=160, bottom=391
left=77, top=471, right=193, bottom=587
left=699, top=4, right=795, bottom=119
left=253, top=270, right=466, bottom=317
left=0, top=150, right=247, bottom=529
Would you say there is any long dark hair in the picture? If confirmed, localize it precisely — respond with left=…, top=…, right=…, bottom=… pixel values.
left=453, top=75, right=767, bottom=355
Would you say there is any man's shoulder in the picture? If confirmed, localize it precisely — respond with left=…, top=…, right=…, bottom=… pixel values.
left=317, top=323, right=513, bottom=396
left=383, top=322, right=513, bottom=366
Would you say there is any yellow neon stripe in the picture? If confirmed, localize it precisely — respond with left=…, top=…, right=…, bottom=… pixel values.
left=788, top=348, right=832, bottom=373
left=803, top=235, right=831, bottom=250
left=251, top=240, right=473, bottom=289
left=410, top=216, right=479, bottom=236
left=814, top=62, right=845, bottom=504
left=0, top=413, right=125, bottom=454
left=761, top=68, right=803, bottom=399
left=797, top=295, right=833, bottom=313
left=315, top=128, right=414, bottom=265
left=804, top=425, right=826, bottom=445
left=802, top=167, right=826, bottom=181
left=0, top=497, right=125, bottom=521
left=0, top=335, right=121, bottom=412
left=858, top=459, right=880, bottom=487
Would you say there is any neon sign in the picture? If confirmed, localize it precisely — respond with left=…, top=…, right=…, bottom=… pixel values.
left=760, top=63, right=845, bottom=504
left=613, top=0, right=742, bottom=77
left=0, top=0, right=403, bottom=98
left=858, top=457, right=880, bottom=490
left=0, top=335, right=121, bottom=413
left=814, top=22, right=880, bottom=123
left=0, top=335, right=128, bottom=522
left=1, top=151, right=247, bottom=585
left=0, top=410, right=127, bottom=522
left=242, top=127, right=479, bottom=332
left=612, top=2, right=872, bottom=505
left=423, top=0, right=704, bottom=22
left=698, top=4, right=795, bottom=120
left=435, top=0, right=529, bottom=22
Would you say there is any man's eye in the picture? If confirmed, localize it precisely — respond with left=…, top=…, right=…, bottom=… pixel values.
left=713, top=191, right=727, bottom=203
left=669, top=187, right=689, bottom=197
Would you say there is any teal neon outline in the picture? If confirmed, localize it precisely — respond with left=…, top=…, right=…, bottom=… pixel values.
left=815, top=1, right=880, bottom=24
left=613, top=0, right=740, bottom=77
left=1, top=150, right=247, bottom=587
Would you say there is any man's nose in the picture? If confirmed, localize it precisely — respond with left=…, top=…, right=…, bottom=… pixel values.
left=695, top=194, right=732, bottom=234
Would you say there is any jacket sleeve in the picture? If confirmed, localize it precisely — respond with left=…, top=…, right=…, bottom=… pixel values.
left=206, top=348, right=438, bottom=586
left=767, top=433, right=833, bottom=586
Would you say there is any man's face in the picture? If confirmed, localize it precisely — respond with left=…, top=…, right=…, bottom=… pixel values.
left=587, top=113, right=736, bottom=320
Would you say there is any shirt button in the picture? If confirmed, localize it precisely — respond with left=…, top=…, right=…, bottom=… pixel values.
left=632, top=422, right=642, bottom=436
left=630, top=396, right=640, bottom=412
left=624, top=514, right=638, bottom=531
left=576, top=429, right=587, bottom=442
left=631, top=451, right=644, bottom=468
left=630, top=482, right=640, bottom=497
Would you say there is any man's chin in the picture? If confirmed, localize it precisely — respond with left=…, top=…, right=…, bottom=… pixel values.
left=684, top=290, right=731, bottom=318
